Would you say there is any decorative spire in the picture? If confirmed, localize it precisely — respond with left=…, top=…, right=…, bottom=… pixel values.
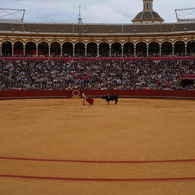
left=78, top=5, right=83, bottom=24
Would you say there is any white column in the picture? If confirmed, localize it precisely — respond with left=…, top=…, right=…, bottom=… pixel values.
left=185, top=44, right=187, bottom=56
left=146, top=45, right=149, bottom=57
left=73, top=45, right=75, bottom=57
left=121, top=46, right=124, bottom=57
left=85, top=45, right=87, bottom=57
left=36, top=45, right=38, bottom=56
left=60, top=45, right=63, bottom=57
left=97, top=45, right=99, bottom=57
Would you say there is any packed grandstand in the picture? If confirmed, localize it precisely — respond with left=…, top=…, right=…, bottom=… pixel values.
left=0, top=60, right=194, bottom=91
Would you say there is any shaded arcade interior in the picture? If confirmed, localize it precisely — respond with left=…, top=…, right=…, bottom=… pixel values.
left=2, top=40, right=195, bottom=57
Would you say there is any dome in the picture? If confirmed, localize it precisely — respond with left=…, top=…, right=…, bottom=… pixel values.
left=132, top=0, right=164, bottom=24
left=132, top=10, right=164, bottom=23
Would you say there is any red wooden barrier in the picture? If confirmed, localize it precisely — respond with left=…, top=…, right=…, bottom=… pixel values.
left=0, top=90, right=194, bottom=100
left=1, top=56, right=195, bottom=61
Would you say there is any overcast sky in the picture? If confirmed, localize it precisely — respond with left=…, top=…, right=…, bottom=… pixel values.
left=0, top=0, right=195, bottom=24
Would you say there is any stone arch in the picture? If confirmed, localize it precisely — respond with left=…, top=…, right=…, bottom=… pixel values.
left=111, top=42, right=122, bottom=57
left=13, top=41, right=23, bottom=56
left=187, top=40, right=195, bottom=56
left=123, top=42, right=134, bottom=57
left=174, top=40, right=185, bottom=56
left=25, top=41, right=36, bottom=56
left=161, top=41, right=172, bottom=56
left=62, top=42, right=73, bottom=57
left=75, top=42, right=85, bottom=57
left=38, top=41, right=49, bottom=56
left=148, top=41, right=160, bottom=56
left=87, top=42, right=97, bottom=57
left=136, top=42, right=147, bottom=57
left=50, top=42, right=61, bottom=56
left=99, top=42, right=109, bottom=57
left=2, top=40, right=12, bottom=56
left=13, top=40, right=25, bottom=45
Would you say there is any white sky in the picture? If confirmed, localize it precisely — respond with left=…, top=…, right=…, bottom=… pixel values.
left=0, top=0, right=195, bottom=23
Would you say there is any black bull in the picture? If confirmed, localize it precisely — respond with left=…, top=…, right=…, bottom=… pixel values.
left=102, top=94, right=118, bottom=104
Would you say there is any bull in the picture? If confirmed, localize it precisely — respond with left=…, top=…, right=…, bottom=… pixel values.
left=102, top=94, right=118, bottom=105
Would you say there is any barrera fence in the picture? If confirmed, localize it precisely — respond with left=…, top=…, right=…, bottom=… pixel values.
left=0, top=90, right=195, bottom=100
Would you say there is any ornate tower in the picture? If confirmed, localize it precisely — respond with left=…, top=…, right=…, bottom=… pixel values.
left=132, top=0, right=164, bottom=24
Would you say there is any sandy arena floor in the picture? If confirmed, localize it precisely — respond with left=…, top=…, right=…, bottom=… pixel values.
left=0, top=98, right=195, bottom=195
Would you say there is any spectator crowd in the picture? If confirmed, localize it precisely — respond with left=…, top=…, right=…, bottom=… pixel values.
left=0, top=60, right=195, bottom=91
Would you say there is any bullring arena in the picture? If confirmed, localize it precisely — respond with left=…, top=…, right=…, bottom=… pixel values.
left=0, top=96, right=195, bottom=194
left=0, top=0, right=195, bottom=194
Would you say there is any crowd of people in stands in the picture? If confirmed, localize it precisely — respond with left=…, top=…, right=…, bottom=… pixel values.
left=0, top=60, right=194, bottom=91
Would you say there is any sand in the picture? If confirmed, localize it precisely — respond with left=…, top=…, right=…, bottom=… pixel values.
left=0, top=98, right=195, bottom=195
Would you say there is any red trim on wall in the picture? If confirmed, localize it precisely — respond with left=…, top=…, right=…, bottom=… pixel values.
left=1, top=56, right=195, bottom=61
left=180, top=75, right=195, bottom=80
left=0, top=90, right=194, bottom=100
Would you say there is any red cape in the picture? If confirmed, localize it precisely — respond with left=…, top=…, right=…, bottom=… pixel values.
left=86, top=98, right=94, bottom=105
